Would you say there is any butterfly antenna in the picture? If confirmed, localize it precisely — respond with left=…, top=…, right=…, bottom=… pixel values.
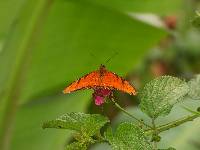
left=89, top=52, right=97, bottom=59
left=89, top=51, right=101, bottom=66
left=105, top=51, right=119, bottom=64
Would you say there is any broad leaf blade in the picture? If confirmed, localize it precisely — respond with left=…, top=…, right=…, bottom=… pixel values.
left=43, top=112, right=109, bottom=136
left=19, top=0, right=167, bottom=103
left=139, top=76, right=189, bottom=119
left=105, top=122, right=152, bottom=150
left=188, top=74, right=200, bottom=100
left=0, top=0, right=51, bottom=147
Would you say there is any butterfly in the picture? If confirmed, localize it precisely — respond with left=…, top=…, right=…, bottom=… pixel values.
left=63, top=65, right=136, bottom=105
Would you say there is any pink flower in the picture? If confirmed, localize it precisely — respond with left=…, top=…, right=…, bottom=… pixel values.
left=92, top=88, right=113, bottom=106
left=94, top=96, right=104, bottom=106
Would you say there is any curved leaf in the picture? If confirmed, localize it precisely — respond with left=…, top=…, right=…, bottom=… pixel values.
left=43, top=112, right=109, bottom=136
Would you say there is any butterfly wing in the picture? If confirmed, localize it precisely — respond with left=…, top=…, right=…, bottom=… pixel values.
left=63, top=70, right=101, bottom=93
left=100, top=70, right=136, bottom=95
left=63, top=66, right=136, bottom=95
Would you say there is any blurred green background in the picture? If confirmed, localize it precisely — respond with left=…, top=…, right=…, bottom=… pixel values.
left=0, top=0, right=200, bottom=150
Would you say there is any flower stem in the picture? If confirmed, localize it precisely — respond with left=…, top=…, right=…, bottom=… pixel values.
left=145, top=114, right=200, bottom=135
left=111, top=98, right=152, bottom=129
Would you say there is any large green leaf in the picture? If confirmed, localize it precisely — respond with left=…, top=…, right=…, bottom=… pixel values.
left=19, top=0, right=167, bottom=103
left=0, top=0, right=51, bottom=148
left=43, top=112, right=109, bottom=136
left=105, top=122, right=152, bottom=150
left=139, top=76, right=189, bottom=119
left=10, top=91, right=91, bottom=150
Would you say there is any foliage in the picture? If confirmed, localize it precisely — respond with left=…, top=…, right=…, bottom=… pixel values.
left=43, top=112, right=109, bottom=149
left=0, top=0, right=166, bottom=149
left=1, top=0, right=200, bottom=150
left=43, top=75, right=200, bottom=150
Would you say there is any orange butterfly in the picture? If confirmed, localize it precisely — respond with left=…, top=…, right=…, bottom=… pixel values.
left=63, top=65, right=136, bottom=105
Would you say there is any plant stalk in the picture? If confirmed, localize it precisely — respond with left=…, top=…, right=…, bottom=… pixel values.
left=145, top=114, right=200, bottom=135
left=111, top=98, right=152, bottom=129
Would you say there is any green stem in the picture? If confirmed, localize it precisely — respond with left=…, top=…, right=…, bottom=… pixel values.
left=145, top=114, right=199, bottom=135
left=111, top=98, right=152, bottom=129
left=152, top=119, right=157, bottom=150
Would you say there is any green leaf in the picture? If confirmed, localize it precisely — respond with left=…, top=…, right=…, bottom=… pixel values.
left=139, top=76, right=189, bottom=119
left=188, top=74, right=200, bottom=100
left=65, top=142, right=87, bottom=150
left=43, top=112, right=109, bottom=136
left=0, top=0, right=52, bottom=147
left=104, top=122, right=152, bottom=150
left=43, top=112, right=108, bottom=150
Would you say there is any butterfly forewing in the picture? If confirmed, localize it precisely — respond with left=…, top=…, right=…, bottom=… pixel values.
left=63, top=70, right=100, bottom=93
left=63, top=65, right=136, bottom=95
